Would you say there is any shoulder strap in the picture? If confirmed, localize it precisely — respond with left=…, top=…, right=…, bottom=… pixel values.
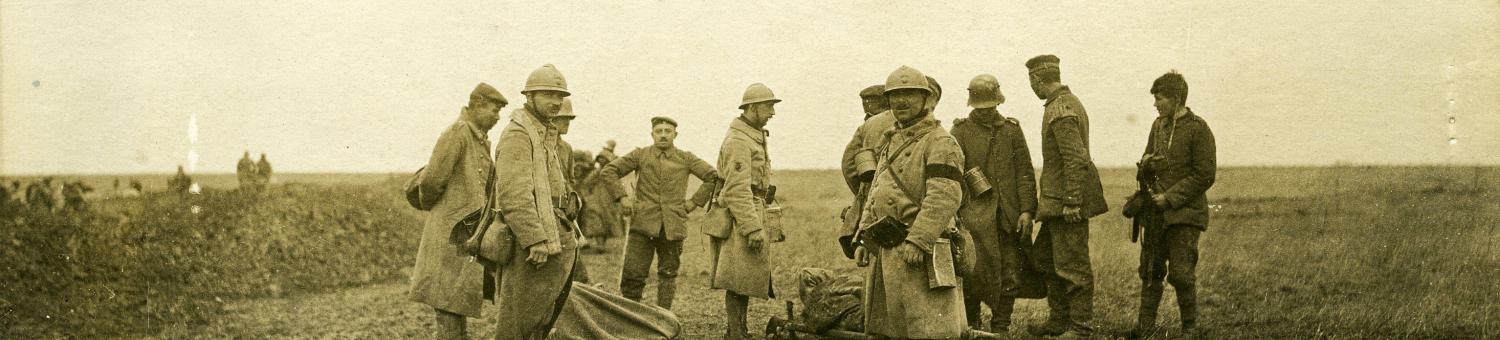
left=876, top=135, right=926, bottom=203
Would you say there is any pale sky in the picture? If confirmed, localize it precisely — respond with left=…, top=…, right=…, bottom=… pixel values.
left=3, top=1, right=1496, bottom=174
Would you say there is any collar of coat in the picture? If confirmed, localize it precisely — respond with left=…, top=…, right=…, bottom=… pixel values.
left=650, top=145, right=680, bottom=159
left=965, top=108, right=1007, bottom=127
left=886, top=116, right=941, bottom=139
left=458, top=108, right=490, bottom=142
left=1043, top=85, right=1073, bottom=106
left=510, top=106, right=551, bottom=134
left=730, top=117, right=767, bottom=145
left=1155, top=107, right=1198, bottom=124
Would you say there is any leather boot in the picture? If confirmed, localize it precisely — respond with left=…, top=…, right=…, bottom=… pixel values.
left=1177, top=285, right=1198, bottom=332
left=656, top=278, right=677, bottom=309
left=1128, top=281, right=1163, bottom=339
left=964, top=295, right=985, bottom=331
left=433, top=309, right=467, bottom=340
left=990, top=297, right=1015, bottom=333
left=724, top=291, right=749, bottom=339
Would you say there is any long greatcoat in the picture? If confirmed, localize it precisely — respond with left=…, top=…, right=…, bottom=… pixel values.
left=706, top=118, right=776, bottom=299
left=857, top=118, right=968, bottom=339
left=408, top=114, right=492, bottom=317
left=492, top=107, right=578, bottom=339
left=950, top=110, right=1045, bottom=301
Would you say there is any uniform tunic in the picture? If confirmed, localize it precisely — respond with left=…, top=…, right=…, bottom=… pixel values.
left=408, top=114, right=492, bottom=317
left=857, top=118, right=968, bottom=339
left=1136, top=108, right=1216, bottom=325
left=1035, top=85, right=1106, bottom=332
left=601, top=145, right=718, bottom=301
left=601, top=146, right=718, bottom=240
left=707, top=118, right=776, bottom=299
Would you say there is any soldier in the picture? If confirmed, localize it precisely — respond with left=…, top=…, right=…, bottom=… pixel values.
left=1127, top=71, right=1216, bottom=338
left=599, top=116, right=719, bottom=309
left=0, top=179, right=12, bottom=209
left=408, top=82, right=506, bottom=339
left=61, top=181, right=90, bottom=212
left=489, top=64, right=578, bottom=339
left=1024, top=55, right=1109, bottom=339
left=550, top=98, right=590, bottom=284
left=599, top=140, right=619, bottom=164
left=707, top=83, right=783, bottom=339
left=860, top=84, right=888, bottom=119
left=237, top=151, right=256, bottom=191
left=839, top=83, right=896, bottom=257
left=578, top=153, right=622, bottom=253
left=257, top=153, right=274, bottom=188
left=168, top=166, right=193, bottom=195
left=854, top=65, right=969, bottom=339
left=952, top=74, right=1041, bottom=332
left=27, top=178, right=54, bottom=211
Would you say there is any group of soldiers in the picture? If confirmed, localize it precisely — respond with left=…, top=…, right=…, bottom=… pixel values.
left=235, top=151, right=275, bottom=192
left=0, top=177, right=95, bottom=213
left=404, top=55, right=1216, bottom=339
left=407, top=64, right=787, bottom=339
left=836, top=56, right=1217, bottom=339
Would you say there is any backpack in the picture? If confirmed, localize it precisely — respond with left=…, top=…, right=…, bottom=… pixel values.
left=403, top=166, right=439, bottom=211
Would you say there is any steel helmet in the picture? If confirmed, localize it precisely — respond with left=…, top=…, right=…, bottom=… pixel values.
left=739, top=83, right=781, bottom=109
left=883, top=66, right=932, bottom=95
left=967, top=74, right=1005, bottom=108
left=556, top=98, right=576, bottom=118
left=522, top=64, right=570, bottom=96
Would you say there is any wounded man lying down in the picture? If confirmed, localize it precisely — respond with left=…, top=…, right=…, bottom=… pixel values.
left=797, top=268, right=866, bottom=334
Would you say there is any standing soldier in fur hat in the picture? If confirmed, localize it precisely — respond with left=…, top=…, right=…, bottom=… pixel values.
left=952, top=73, right=1042, bottom=333
left=1024, top=55, right=1109, bottom=339
left=1126, top=71, right=1216, bottom=338
left=408, top=82, right=505, bottom=339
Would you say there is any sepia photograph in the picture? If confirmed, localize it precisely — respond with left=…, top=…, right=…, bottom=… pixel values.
left=1, top=1, right=1496, bottom=339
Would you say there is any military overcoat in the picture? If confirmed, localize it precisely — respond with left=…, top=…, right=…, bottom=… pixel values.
left=706, top=118, right=777, bottom=299
left=408, top=114, right=491, bottom=317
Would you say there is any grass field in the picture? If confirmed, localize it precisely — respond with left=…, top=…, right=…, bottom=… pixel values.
left=4, top=167, right=1497, bottom=338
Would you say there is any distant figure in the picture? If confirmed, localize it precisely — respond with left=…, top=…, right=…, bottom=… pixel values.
left=62, top=181, right=92, bottom=212
left=598, top=140, right=619, bottom=165
left=256, top=153, right=274, bottom=188
left=26, top=177, right=57, bottom=211
left=113, top=177, right=121, bottom=196
left=237, top=151, right=257, bottom=191
left=125, top=179, right=144, bottom=197
left=168, top=165, right=193, bottom=194
left=0, top=179, right=14, bottom=209
left=580, top=154, right=625, bottom=251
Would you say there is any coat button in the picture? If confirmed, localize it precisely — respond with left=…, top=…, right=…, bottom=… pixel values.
left=886, top=198, right=895, bottom=205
